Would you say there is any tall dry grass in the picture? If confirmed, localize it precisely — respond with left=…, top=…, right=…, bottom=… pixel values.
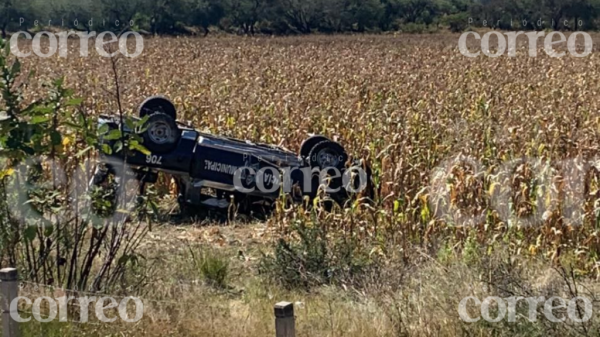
left=12, top=33, right=600, bottom=336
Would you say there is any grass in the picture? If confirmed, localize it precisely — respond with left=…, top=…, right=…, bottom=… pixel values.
left=190, top=246, right=230, bottom=289
left=12, top=224, right=600, bottom=336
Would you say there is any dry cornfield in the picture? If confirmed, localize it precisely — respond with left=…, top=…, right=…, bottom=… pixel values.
left=14, top=33, right=600, bottom=336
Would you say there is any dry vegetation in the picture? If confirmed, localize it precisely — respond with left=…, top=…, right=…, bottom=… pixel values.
left=13, top=33, right=600, bottom=336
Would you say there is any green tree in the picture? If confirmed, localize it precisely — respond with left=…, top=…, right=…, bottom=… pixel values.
left=563, top=0, right=600, bottom=30
left=318, top=0, right=347, bottom=32
left=397, top=0, right=446, bottom=25
left=141, top=0, right=192, bottom=34
left=0, top=0, right=37, bottom=37
left=271, top=0, right=325, bottom=33
left=342, top=0, right=385, bottom=32
left=379, top=0, right=404, bottom=30
left=223, top=0, right=269, bottom=34
left=188, top=0, right=225, bottom=35
left=43, top=0, right=104, bottom=31
left=101, top=0, right=143, bottom=28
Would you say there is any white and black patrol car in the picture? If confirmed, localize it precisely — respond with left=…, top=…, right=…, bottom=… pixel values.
left=92, top=96, right=372, bottom=213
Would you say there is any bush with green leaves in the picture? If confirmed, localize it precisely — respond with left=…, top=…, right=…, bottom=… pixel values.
left=0, top=38, right=156, bottom=292
left=400, top=22, right=427, bottom=34
left=190, top=247, right=230, bottom=288
left=445, top=12, right=469, bottom=33
left=260, top=215, right=373, bottom=289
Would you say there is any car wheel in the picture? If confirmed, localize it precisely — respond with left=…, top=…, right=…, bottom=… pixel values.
left=308, top=140, right=348, bottom=170
left=138, top=96, right=177, bottom=120
left=300, top=135, right=330, bottom=159
left=308, top=141, right=348, bottom=200
left=142, top=112, right=181, bottom=153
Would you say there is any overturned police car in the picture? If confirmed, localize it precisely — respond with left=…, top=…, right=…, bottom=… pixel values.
left=92, top=96, right=372, bottom=214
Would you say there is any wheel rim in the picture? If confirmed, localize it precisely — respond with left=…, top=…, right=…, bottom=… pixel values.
left=317, top=148, right=341, bottom=168
left=148, top=121, right=173, bottom=144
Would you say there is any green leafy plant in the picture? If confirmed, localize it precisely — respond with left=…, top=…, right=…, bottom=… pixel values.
left=0, top=37, right=155, bottom=293
left=190, top=247, right=230, bottom=289
left=260, top=216, right=372, bottom=289
left=97, top=115, right=151, bottom=156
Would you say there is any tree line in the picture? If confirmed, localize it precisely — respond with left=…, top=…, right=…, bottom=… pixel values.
left=1, top=0, right=600, bottom=37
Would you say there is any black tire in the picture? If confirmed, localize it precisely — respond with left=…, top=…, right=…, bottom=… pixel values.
left=308, top=140, right=348, bottom=170
left=175, top=179, right=192, bottom=216
left=300, top=135, right=330, bottom=158
left=308, top=141, right=348, bottom=200
left=142, top=112, right=181, bottom=153
left=138, top=96, right=177, bottom=120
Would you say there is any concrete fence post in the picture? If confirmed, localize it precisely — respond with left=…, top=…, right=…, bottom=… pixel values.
left=274, top=301, right=295, bottom=337
left=0, top=268, right=19, bottom=337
